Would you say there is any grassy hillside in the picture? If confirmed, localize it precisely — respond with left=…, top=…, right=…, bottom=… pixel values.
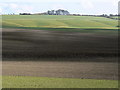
left=2, top=15, right=117, bottom=29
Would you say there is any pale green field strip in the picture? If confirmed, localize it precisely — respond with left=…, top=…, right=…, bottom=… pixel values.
left=3, top=76, right=118, bottom=88
left=2, top=15, right=117, bottom=29
left=112, top=16, right=119, bottom=19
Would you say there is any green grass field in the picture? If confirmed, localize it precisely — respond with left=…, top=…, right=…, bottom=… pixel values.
left=3, top=76, right=118, bottom=88
left=1, top=15, right=118, bottom=29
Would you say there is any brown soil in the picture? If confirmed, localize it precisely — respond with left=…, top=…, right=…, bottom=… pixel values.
left=2, top=61, right=118, bottom=80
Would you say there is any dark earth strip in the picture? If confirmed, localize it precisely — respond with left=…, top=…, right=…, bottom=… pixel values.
left=2, top=28, right=118, bottom=61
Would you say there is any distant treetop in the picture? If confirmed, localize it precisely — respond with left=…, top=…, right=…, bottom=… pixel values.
left=47, top=9, right=70, bottom=15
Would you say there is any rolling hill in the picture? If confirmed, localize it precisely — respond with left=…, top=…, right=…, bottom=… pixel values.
left=2, top=15, right=118, bottom=29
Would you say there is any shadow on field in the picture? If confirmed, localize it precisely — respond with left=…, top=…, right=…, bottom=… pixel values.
left=2, top=28, right=118, bottom=62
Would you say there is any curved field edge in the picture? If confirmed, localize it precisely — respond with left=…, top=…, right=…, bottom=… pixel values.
left=2, top=76, right=118, bottom=88
left=1, top=27, right=118, bottom=35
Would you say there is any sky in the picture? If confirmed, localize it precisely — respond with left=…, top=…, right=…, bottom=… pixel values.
left=0, top=0, right=119, bottom=15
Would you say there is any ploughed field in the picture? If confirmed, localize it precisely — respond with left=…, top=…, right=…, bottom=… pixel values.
left=3, top=28, right=118, bottom=60
left=2, top=61, right=118, bottom=80
left=2, top=28, right=118, bottom=80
